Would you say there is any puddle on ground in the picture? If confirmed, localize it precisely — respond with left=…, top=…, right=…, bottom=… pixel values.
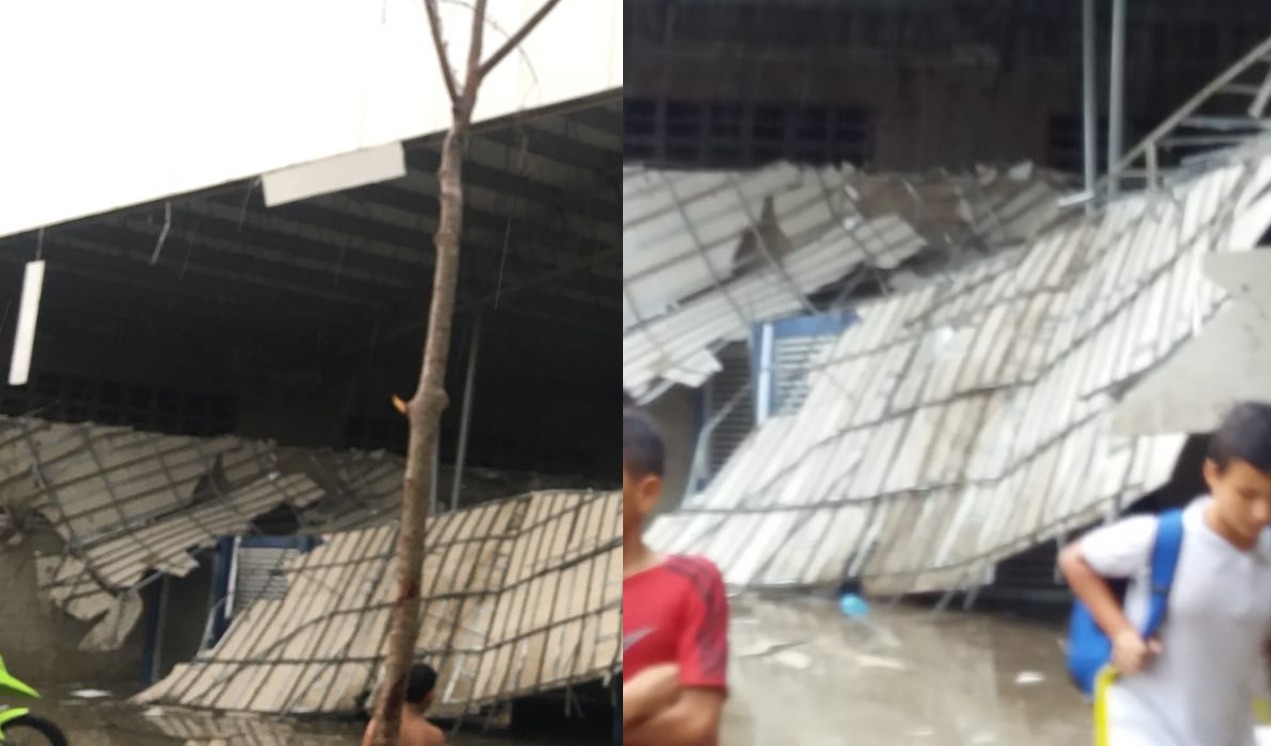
left=721, top=595, right=1090, bottom=746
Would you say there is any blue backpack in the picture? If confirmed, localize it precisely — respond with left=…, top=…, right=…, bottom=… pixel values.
left=1066, top=509, right=1184, bottom=697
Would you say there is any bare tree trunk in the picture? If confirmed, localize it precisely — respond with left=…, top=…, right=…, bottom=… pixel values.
left=369, top=1, right=560, bottom=744
left=370, top=123, right=470, bottom=746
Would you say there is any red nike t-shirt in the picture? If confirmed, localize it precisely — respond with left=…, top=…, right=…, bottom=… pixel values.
left=623, top=554, right=729, bottom=745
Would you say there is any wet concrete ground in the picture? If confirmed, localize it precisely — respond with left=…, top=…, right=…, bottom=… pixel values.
left=26, top=594, right=1271, bottom=744
left=721, top=595, right=1091, bottom=745
left=10, top=595, right=1128, bottom=744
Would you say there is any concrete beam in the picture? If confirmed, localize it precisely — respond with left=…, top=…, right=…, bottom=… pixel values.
left=1112, top=251, right=1271, bottom=435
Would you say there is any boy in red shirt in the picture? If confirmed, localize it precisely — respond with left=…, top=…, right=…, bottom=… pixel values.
left=622, top=405, right=729, bottom=746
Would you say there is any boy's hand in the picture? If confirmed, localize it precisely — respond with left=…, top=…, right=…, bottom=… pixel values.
left=624, top=664, right=681, bottom=727
left=1262, top=639, right=1271, bottom=691
left=1112, top=629, right=1161, bottom=675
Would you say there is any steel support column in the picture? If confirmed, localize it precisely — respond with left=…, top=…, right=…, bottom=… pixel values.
left=451, top=315, right=482, bottom=512
left=1082, top=0, right=1099, bottom=207
left=1107, top=0, right=1127, bottom=196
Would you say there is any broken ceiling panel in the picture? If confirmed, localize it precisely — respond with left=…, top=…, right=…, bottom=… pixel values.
left=136, top=490, right=621, bottom=717
left=959, top=165, right=1065, bottom=245
left=623, top=216, right=925, bottom=397
left=36, top=472, right=325, bottom=631
left=623, top=164, right=857, bottom=329
left=647, top=141, right=1271, bottom=595
left=280, top=448, right=406, bottom=532
left=0, top=415, right=406, bottom=651
left=76, top=589, right=144, bottom=653
left=622, top=162, right=1073, bottom=397
left=0, top=418, right=257, bottom=544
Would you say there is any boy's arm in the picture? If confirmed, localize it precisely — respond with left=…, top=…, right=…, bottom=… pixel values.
left=623, top=664, right=681, bottom=727
left=1058, top=515, right=1159, bottom=673
left=625, top=689, right=726, bottom=745
left=1058, top=543, right=1137, bottom=640
left=627, top=557, right=729, bottom=746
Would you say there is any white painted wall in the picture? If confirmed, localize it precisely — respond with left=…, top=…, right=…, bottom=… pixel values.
left=0, top=0, right=621, bottom=238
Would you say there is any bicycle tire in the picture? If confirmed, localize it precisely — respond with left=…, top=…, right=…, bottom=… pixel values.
left=2, top=714, right=68, bottom=746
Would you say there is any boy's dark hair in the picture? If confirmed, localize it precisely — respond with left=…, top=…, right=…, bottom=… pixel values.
left=623, top=407, right=665, bottom=478
left=405, top=663, right=438, bottom=704
left=1209, top=401, right=1271, bottom=473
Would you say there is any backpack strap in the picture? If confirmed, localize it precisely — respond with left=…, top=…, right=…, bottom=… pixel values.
left=1142, top=509, right=1185, bottom=639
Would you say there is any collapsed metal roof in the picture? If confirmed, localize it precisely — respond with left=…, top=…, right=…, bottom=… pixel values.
left=137, top=490, right=620, bottom=717
left=645, top=139, right=1271, bottom=594
left=0, top=415, right=407, bottom=649
left=622, top=162, right=1069, bottom=398
left=0, top=412, right=620, bottom=713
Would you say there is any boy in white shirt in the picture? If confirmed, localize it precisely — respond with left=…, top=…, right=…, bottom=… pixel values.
left=1060, top=401, right=1271, bottom=746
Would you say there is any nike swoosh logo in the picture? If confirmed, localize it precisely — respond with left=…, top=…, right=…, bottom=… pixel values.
left=623, top=627, right=654, bottom=653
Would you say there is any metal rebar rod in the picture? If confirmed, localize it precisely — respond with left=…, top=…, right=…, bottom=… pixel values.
left=1107, top=0, right=1127, bottom=196
left=1082, top=0, right=1098, bottom=206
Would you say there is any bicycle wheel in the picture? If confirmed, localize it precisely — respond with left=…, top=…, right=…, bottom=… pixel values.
left=1, top=714, right=68, bottom=746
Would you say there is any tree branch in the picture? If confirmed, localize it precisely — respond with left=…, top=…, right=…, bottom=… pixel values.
left=464, top=0, right=488, bottom=91
left=436, top=0, right=542, bottom=93
left=477, top=0, right=562, bottom=80
left=423, top=0, right=461, bottom=103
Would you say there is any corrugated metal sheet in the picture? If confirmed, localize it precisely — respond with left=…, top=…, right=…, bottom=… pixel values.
left=37, top=473, right=325, bottom=623
left=0, top=415, right=620, bottom=712
left=623, top=164, right=856, bottom=328
left=0, top=419, right=259, bottom=544
left=624, top=214, right=924, bottom=395
left=136, top=490, right=621, bottom=717
left=0, top=415, right=404, bottom=648
left=623, top=163, right=1069, bottom=397
left=287, top=449, right=407, bottom=532
left=646, top=141, right=1271, bottom=595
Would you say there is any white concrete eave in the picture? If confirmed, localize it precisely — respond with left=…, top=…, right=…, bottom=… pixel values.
left=0, top=0, right=622, bottom=238
left=1111, top=249, right=1271, bottom=436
